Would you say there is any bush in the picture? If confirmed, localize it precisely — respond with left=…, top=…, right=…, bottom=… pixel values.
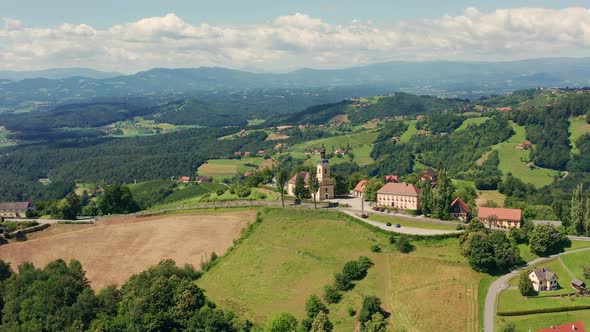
left=405, top=209, right=420, bottom=216
left=396, top=235, right=413, bottom=253
left=305, top=295, right=328, bottom=319
left=323, top=285, right=342, bottom=304
left=388, top=234, right=396, bottom=244
left=370, top=245, right=381, bottom=253
left=497, top=305, right=590, bottom=316
left=334, top=272, right=353, bottom=291
left=216, top=188, right=225, bottom=196
left=347, top=307, right=356, bottom=317
left=500, top=322, right=516, bottom=332
left=358, top=296, right=383, bottom=325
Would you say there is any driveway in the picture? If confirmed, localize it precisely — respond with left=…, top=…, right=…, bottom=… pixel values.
left=484, top=247, right=590, bottom=332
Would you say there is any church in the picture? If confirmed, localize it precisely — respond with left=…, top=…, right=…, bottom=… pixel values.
left=287, top=147, right=334, bottom=200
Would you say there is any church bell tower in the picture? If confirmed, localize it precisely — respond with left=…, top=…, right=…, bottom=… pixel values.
left=316, top=146, right=334, bottom=200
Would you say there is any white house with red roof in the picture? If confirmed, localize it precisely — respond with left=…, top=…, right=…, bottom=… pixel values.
left=477, top=207, right=522, bottom=229
left=376, top=182, right=421, bottom=210
left=450, top=197, right=470, bottom=221
left=353, top=180, right=368, bottom=197
left=536, top=321, right=585, bottom=332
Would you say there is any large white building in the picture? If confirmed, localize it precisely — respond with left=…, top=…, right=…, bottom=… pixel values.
left=376, top=182, right=421, bottom=210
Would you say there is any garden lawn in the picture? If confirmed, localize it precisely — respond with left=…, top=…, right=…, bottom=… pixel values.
left=569, top=116, right=590, bottom=154
left=368, top=214, right=458, bottom=231
left=497, top=288, right=590, bottom=313
left=492, top=121, right=558, bottom=188
left=197, top=157, right=265, bottom=180
left=560, top=250, right=590, bottom=284
left=198, top=208, right=483, bottom=331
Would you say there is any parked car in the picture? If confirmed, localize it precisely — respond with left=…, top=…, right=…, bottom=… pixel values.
left=386, top=222, right=392, bottom=227
left=360, top=213, right=368, bottom=219
left=395, top=224, right=401, bottom=228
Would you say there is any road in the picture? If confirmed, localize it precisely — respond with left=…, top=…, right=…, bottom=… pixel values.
left=483, top=246, right=590, bottom=332
left=339, top=210, right=463, bottom=236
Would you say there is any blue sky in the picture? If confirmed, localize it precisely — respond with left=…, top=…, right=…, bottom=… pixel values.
left=1, top=2, right=589, bottom=72
left=2, top=0, right=588, bottom=27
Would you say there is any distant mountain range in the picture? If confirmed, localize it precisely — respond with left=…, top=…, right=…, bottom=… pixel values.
left=0, top=68, right=122, bottom=81
left=1, top=58, right=589, bottom=111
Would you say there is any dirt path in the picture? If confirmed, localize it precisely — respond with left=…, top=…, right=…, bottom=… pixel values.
left=0, top=210, right=254, bottom=289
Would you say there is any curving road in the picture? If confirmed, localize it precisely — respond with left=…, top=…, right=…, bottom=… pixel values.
left=484, top=246, right=590, bottom=332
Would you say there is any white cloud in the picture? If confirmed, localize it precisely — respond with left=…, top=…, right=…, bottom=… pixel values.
left=1, top=7, right=589, bottom=73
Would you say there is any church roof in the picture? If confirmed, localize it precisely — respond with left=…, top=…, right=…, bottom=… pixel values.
left=288, top=172, right=310, bottom=185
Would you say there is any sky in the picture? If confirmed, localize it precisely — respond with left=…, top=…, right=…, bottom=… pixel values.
left=1, top=1, right=589, bottom=73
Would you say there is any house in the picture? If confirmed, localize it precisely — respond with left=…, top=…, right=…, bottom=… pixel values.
left=529, top=267, right=559, bottom=291
left=536, top=321, right=586, bottom=332
left=376, top=182, right=421, bottom=211
left=572, top=278, right=586, bottom=292
left=334, top=148, right=348, bottom=155
left=257, top=150, right=266, bottom=156
left=450, top=197, right=470, bottom=221
left=419, top=169, right=437, bottom=182
left=353, top=180, right=368, bottom=197
left=384, top=174, right=399, bottom=183
left=516, top=140, right=533, bottom=150
left=0, top=201, right=33, bottom=218
left=477, top=207, right=522, bottom=229
left=244, top=151, right=251, bottom=157
left=195, top=176, right=211, bottom=184
left=177, top=176, right=191, bottom=184
left=287, top=148, right=334, bottom=200
left=234, top=151, right=242, bottom=157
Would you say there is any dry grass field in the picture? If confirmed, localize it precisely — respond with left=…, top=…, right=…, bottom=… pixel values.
left=0, top=210, right=255, bottom=289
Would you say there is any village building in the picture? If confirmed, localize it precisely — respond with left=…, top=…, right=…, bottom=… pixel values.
left=529, top=267, right=559, bottom=292
left=287, top=148, right=334, bottom=200
left=234, top=151, right=242, bottom=157
left=376, top=182, right=421, bottom=211
left=257, top=150, right=266, bottom=156
left=177, top=176, right=191, bottom=183
left=450, top=197, right=470, bottom=221
left=419, top=169, right=437, bottom=182
left=536, top=321, right=586, bottom=332
left=244, top=151, right=251, bottom=157
left=194, top=176, right=211, bottom=184
left=0, top=201, right=33, bottom=218
left=477, top=207, right=522, bottom=229
left=516, top=140, right=533, bottom=150
left=383, top=174, right=399, bottom=183
left=572, top=278, right=586, bottom=292
left=353, top=180, right=368, bottom=197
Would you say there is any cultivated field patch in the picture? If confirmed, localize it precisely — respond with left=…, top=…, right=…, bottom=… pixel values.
left=0, top=210, right=255, bottom=289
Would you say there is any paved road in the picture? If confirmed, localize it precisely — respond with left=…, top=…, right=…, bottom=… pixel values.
left=340, top=210, right=463, bottom=236
left=483, top=246, right=590, bottom=332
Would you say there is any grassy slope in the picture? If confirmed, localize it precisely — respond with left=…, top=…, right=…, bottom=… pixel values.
left=399, top=120, right=417, bottom=143
left=456, top=116, right=490, bottom=131
left=288, top=130, right=379, bottom=166
left=492, top=121, right=558, bottom=188
left=569, top=116, right=590, bottom=154
left=560, top=250, right=590, bottom=284
left=198, top=209, right=483, bottom=331
left=197, top=157, right=265, bottom=180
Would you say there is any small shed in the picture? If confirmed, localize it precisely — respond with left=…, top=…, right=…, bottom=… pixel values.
left=572, top=278, right=586, bottom=292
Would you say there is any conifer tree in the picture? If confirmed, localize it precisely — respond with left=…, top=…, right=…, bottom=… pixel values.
left=571, top=184, right=585, bottom=235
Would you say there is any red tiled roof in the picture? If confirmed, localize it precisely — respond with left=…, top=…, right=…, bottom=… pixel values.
left=450, top=197, right=469, bottom=213
left=384, top=174, right=398, bottom=182
left=354, top=180, right=368, bottom=192
left=288, top=172, right=310, bottom=185
left=377, top=182, right=420, bottom=196
left=536, top=321, right=586, bottom=332
left=478, top=207, right=522, bottom=222
left=0, top=202, right=31, bottom=211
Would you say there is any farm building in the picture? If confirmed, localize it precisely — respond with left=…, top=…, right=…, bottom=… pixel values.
left=529, top=267, right=559, bottom=292
left=450, top=197, right=470, bottom=221
left=477, top=207, right=522, bottom=229
left=516, top=140, right=533, bottom=150
left=572, top=278, right=586, bottom=292
left=536, top=321, right=586, bottom=332
left=177, top=176, right=191, bottom=183
left=353, top=180, right=368, bottom=197
left=376, top=182, right=421, bottom=211
left=0, top=201, right=33, bottom=218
